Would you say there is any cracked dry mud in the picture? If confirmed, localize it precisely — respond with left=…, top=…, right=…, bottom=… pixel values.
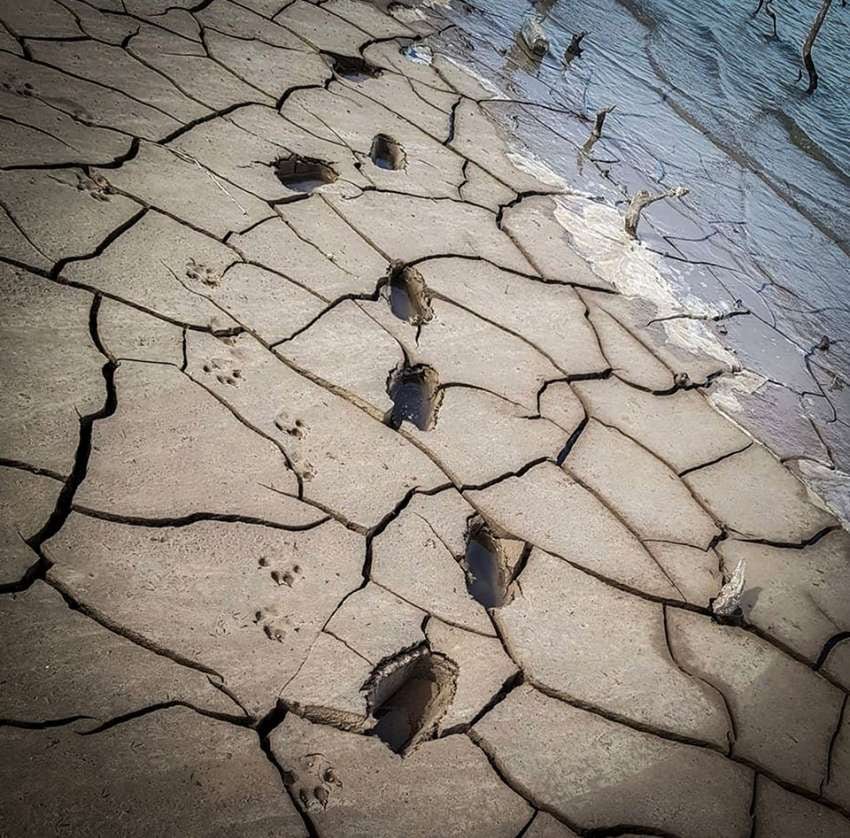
left=0, top=1, right=848, bottom=837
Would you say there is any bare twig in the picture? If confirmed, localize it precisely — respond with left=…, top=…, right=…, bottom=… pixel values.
left=765, top=1, right=778, bottom=37
left=751, top=0, right=777, bottom=37
left=171, top=149, right=249, bottom=216
left=564, top=30, right=587, bottom=64
left=581, top=104, right=615, bottom=156
left=624, top=186, right=689, bottom=239
left=802, top=0, right=833, bottom=93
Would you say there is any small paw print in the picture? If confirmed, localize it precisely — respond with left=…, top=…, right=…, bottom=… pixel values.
left=259, top=555, right=303, bottom=587
left=202, top=357, right=242, bottom=386
left=2, top=78, right=34, bottom=97
left=274, top=410, right=307, bottom=438
left=254, top=606, right=297, bottom=642
left=286, top=755, right=342, bottom=812
left=76, top=171, right=112, bottom=201
left=187, top=258, right=221, bottom=287
left=293, top=456, right=315, bottom=482
left=271, top=563, right=303, bottom=587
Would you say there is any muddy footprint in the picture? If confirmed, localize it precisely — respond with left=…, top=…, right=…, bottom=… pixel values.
left=370, top=134, right=406, bottom=171
left=363, top=646, right=458, bottom=754
left=386, top=363, right=442, bottom=431
left=385, top=262, right=432, bottom=325
left=322, top=50, right=381, bottom=81
left=462, top=519, right=510, bottom=609
left=274, top=153, right=337, bottom=193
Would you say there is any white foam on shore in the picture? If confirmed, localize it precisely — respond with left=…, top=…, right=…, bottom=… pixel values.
left=439, top=55, right=501, bottom=96
left=706, top=369, right=766, bottom=415
left=438, top=28, right=848, bottom=522
left=435, top=34, right=741, bottom=381
left=488, top=122, right=737, bottom=370
left=506, top=150, right=567, bottom=188
left=392, top=6, right=426, bottom=23
left=551, top=194, right=738, bottom=369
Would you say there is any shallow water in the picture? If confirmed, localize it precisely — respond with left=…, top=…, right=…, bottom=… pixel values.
left=419, top=0, right=849, bottom=516
left=447, top=0, right=849, bottom=271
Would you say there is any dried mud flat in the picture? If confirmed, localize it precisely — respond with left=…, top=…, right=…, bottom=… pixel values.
left=0, top=1, right=849, bottom=837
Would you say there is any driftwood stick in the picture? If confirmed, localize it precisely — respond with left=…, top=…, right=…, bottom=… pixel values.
left=751, top=0, right=777, bottom=37
left=624, top=186, right=689, bottom=239
left=581, top=104, right=615, bottom=155
left=802, top=0, right=833, bottom=93
left=564, top=30, right=587, bottom=64
left=765, top=0, right=778, bottom=37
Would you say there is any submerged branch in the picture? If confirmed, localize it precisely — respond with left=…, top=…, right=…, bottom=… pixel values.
left=564, top=31, right=588, bottom=64
left=581, top=105, right=615, bottom=156
left=751, top=0, right=778, bottom=38
left=624, top=186, right=689, bottom=240
left=802, top=0, right=833, bottom=93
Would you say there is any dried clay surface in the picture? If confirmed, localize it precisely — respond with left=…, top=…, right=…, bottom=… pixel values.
left=0, top=1, right=848, bottom=836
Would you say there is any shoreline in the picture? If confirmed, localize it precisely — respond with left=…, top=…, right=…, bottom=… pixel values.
left=414, top=0, right=849, bottom=524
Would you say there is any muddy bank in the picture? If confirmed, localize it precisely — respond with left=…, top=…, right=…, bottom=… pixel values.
left=2, top=0, right=849, bottom=835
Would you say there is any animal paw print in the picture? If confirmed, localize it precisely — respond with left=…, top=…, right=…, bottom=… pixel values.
left=287, top=451, right=315, bottom=482
left=286, top=754, right=342, bottom=813
left=202, top=356, right=242, bottom=386
left=2, top=78, right=34, bottom=97
left=257, top=555, right=303, bottom=587
left=274, top=409, right=307, bottom=439
left=254, top=606, right=297, bottom=642
left=186, top=258, right=221, bottom=287
left=75, top=171, right=113, bottom=201
left=271, top=563, right=303, bottom=588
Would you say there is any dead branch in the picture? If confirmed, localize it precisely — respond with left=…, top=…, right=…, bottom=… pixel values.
left=751, top=0, right=777, bottom=37
left=802, top=0, right=833, bottom=93
left=564, top=30, right=587, bottom=64
left=624, top=186, right=689, bottom=239
left=581, top=104, right=615, bottom=156
left=765, top=1, right=778, bottom=37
